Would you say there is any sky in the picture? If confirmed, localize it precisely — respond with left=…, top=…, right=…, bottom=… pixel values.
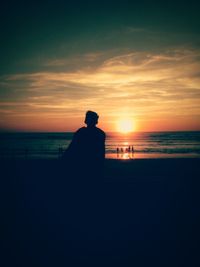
left=0, top=0, right=200, bottom=132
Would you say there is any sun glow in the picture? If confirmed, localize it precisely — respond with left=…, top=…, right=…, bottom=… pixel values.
left=117, top=118, right=135, bottom=133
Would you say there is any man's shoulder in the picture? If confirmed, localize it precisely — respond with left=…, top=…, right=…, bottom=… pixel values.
left=76, top=127, right=86, bottom=132
left=75, top=126, right=105, bottom=138
left=74, top=127, right=87, bottom=135
left=95, top=127, right=106, bottom=138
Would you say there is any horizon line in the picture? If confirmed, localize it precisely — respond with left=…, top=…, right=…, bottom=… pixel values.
left=1, top=130, right=200, bottom=134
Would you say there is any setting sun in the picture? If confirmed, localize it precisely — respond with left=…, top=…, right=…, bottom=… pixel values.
left=117, top=119, right=135, bottom=133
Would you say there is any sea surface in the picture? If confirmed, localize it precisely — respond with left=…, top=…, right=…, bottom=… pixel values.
left=0, top=131, right=200, bottom=159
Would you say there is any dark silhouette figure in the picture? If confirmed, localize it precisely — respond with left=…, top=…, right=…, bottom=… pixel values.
left=62, top=111, right=106, bottom=178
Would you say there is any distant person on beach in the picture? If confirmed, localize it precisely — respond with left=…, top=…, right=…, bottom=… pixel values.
left=62, top=111, right=106, bottom=177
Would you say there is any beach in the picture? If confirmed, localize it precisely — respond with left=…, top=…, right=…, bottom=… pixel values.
left=1, top=158, right=200, bottom=267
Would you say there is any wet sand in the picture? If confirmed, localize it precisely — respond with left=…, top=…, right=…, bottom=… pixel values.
left=1, top=158, right=200, bottom=267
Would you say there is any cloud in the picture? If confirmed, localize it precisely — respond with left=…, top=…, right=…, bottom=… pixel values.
left=0, top=47, right=200, bottom=130
left=44, top=52, right=105, bottom=67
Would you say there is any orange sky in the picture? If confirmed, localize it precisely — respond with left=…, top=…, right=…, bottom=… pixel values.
left=1, top=49, right=200, bottom=132
left=0, top=2, right=200, bottom=132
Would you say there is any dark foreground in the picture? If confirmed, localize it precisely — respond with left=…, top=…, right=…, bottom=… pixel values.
left=1, top=158, right=200, bottom=267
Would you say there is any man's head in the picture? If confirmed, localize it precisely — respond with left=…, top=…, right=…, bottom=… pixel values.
left=85, top=110, right=99, bottom=127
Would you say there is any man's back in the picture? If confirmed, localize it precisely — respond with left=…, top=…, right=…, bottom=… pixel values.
left=73, top=126, right=105, bottom=159
left=62, top=111, right=106, bottom=177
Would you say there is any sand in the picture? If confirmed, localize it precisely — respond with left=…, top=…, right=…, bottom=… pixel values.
left=1, top=158, right=200, bottom=267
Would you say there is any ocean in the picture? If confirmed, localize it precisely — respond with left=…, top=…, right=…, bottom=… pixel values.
left=0, top=131, right=200, bottom=159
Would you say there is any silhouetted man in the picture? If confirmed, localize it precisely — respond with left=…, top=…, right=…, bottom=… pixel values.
left=63, top=111, right=106, bottom=178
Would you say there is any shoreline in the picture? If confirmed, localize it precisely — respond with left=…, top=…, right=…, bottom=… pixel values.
left=1, top=152, right=200, bottom=160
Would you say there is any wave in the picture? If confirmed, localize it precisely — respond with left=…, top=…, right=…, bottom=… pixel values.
left=1, top=131, right=200, bottom=159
